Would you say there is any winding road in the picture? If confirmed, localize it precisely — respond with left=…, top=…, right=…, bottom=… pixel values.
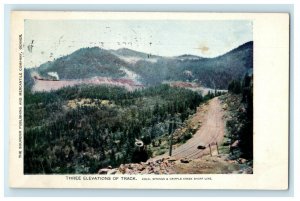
left=171, top=97, right=226, bottom=159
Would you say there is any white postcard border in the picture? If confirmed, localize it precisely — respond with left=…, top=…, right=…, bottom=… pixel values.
left=9, top=11, right=289, bottom=189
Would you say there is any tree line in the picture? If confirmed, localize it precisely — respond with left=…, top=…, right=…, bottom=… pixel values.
left=227, top=74, right=253, bottom=159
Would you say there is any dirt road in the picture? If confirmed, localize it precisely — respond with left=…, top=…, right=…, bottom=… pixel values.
left=171, top=97, right=225, bottom=159
left=107, top=96, right=252, bottom=174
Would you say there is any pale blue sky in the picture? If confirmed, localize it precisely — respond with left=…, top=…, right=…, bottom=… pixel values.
left=25, top=20, right=252, bottom=67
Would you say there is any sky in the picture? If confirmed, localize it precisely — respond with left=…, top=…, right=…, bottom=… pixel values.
left=24, top=20, right=252, bottom=68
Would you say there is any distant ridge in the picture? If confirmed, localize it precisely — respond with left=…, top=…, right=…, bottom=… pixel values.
left=28, top=41, right=253, bottom=89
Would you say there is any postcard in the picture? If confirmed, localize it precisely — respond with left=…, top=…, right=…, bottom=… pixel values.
left=9, top=11, right=289, bottom=189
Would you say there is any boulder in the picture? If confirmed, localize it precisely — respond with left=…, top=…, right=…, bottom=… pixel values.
left=118, top=164, right=126, bottom=174
left=197, top=145, right=206, bottom=149
left=107, top=169, right=117, bottom=175
left=167, top=157, right=177, bottom=162
left=180, top=158, right=190, bottom=163
left=137, top=165, right=145, bottom=171
left=98, top=168, right=110, bottom=174
left=238, top=158, right=247, bottom=164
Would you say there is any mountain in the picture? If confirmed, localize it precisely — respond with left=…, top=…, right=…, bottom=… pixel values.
left=126, top=41, right=253, bottom=88
left=37, top=47, right=129, bottom=80
left=29, top=41, right=253, bottom=89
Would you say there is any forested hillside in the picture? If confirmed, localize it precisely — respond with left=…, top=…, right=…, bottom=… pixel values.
left=37, top=47, right=129, bottom=79
left=24, top=84, right=210, bottom=174
left=221, top=74, right=253, bottom=160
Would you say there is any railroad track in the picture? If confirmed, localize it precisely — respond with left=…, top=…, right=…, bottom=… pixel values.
left=150, top=97, right=225, bottom=161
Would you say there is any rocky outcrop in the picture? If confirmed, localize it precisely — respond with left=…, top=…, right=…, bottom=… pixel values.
left=97, top=155, right=253, bottom=175
left=98, top=157, right=179, bottom=175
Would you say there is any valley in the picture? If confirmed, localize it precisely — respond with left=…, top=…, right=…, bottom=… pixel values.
left=23, top=41, right=253, bottom=174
